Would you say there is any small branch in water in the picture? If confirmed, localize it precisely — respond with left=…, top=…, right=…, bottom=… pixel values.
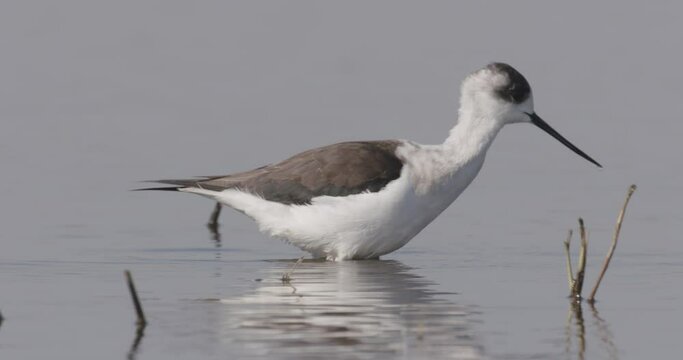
left=281, top=256, right=305, bottom=283
left=125, top=270, right=147, bottom=326
left=561, top=184, right=637, bottom=304
left=587, top=184, right=637, bottom=303
left=564, top=229, right=575, bottom=292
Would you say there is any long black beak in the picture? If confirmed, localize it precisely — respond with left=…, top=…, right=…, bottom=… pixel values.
left=526, top=112, right=602, bottom=168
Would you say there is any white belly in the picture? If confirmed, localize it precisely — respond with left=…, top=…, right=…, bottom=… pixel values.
left=201, top=161, right=483, bottom=260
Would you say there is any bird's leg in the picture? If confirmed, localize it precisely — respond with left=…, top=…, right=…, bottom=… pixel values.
left=208, top=202, right=222, bottom=226
left=207, top=203, right=222, bottom=243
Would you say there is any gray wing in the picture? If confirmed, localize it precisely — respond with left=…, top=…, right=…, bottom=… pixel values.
left=146, top=140, right=404, bottom=205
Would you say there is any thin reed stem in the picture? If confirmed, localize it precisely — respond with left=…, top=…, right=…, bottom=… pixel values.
left=587, top=185, right=637, bottom=303
left=571, top=218, right=588, bottom=299
left=564, top=229, right=575, bottom=292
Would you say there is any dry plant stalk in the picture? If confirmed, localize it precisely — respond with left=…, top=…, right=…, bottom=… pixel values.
left=571, top=218, right=588, bottom=299
left=587, top=184, right=637, bottom=303
left=125, top=270, right=147, bottom=326
left=562, top=184, right=637, bottom=303
left=563, top=230, right=574, bottom=291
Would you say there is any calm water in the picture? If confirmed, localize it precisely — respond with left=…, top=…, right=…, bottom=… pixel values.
left=2, top=2, right=682, bottom=359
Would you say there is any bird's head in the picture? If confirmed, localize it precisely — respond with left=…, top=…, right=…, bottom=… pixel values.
left=460, top=62, right=602, bottom=167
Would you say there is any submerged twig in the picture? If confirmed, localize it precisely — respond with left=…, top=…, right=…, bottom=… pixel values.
left=281, top=256, right=305, bottom=283
left=588, top=185, right=637, bottom=303
left=125, top=270, right=147, bottom=326
left=565, top=300, right=618, bottom=360
left=588, top=303, right=619, bottom=359
left=126, top=323, right=146, bottom=360
left=570, top=301, right=587, bottom=360
left=564, top=229, right=575, bottom=292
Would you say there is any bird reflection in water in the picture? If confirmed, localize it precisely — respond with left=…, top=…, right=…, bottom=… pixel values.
left=217, top=259, right=483, bottom=359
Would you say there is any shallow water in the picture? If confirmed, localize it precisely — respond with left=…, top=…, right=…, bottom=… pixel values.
left=2, top=1, right=683, bottom=359
left=2, top=218, right=681, bottom=359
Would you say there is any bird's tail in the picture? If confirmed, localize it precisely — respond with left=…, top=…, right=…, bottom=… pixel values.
left=132, top=178, right=204, bottom=192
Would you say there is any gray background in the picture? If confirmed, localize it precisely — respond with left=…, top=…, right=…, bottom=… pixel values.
left=1, top=1, right=681, bottom=359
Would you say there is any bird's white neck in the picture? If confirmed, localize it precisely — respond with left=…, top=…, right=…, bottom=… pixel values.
left=443, top=103, right=505, bottom=162
left=400, top=102, right=506, bottom=194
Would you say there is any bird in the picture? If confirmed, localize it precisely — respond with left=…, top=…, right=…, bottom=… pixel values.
left=139, top=63, right=601, bottom=261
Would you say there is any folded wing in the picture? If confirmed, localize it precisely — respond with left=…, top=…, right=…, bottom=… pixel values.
left=143, top=140, right=404, bottom=205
